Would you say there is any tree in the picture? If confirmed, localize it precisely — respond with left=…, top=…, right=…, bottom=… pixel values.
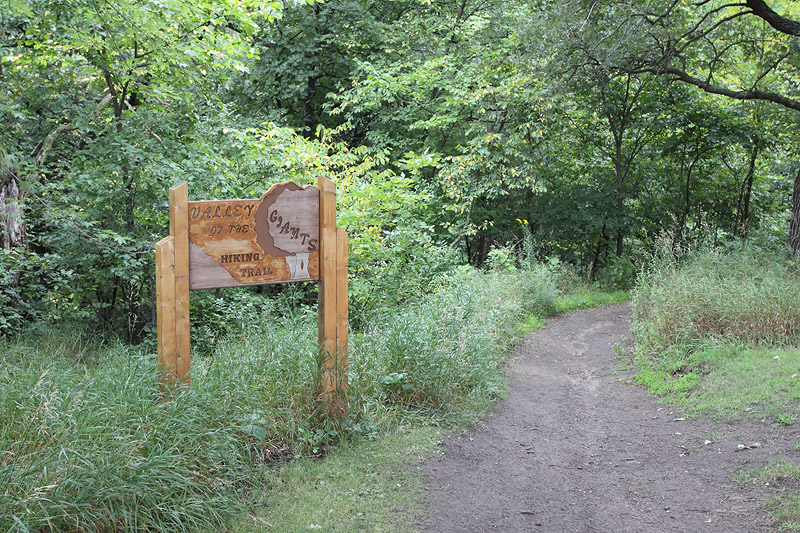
left=327, top=0, right=560, bottom=263
left=577, top=0, right=800, bottom=252
left=0, top=0, right=284, bottom=336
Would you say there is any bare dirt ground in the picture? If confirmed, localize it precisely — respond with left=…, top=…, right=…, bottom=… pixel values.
left=419, top=303, right=800, bottom=532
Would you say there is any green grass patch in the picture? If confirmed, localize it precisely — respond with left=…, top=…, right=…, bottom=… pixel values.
left=633, top=245, right=800, bottom=420
left=633, top=246, right=800, bottom=354
left=734, top=459, right=800, bottom=485
left=733, top=459, right=800, bottom=531
left=689, top=347, right=800, bottom=421
left=767, top=494, right=800, bottom=532
left=229, top=426, right=440, bottom=532
left=555, top=289, right=630, bottom=314
left=634, top=345, right=800, bottom=422
left=517, top=315, right=546, bottom=335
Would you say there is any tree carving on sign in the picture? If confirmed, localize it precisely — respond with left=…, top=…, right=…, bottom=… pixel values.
left=255, top=182, right=320, bottom=280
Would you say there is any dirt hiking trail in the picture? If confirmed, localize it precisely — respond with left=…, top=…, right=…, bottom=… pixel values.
left=419, top=303, right=798, bottom=532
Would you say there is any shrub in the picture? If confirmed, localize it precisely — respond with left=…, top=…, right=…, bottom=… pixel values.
left=0, top=249, right=77, bottom=337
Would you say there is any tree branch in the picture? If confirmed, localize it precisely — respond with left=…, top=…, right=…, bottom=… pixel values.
left=745, top=0, right=800, bottom=36
left=34, top=124, right=75, bottom=168
left=652, top=65, right=800, bottom=111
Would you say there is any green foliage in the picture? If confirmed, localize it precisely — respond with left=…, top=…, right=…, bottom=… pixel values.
left=0, top=249, right=77, bottom=335
left=188, top=288, right=285, bottom=355
left=179, top=119, right=458, bottom=320
left=596, top=255, right=637, bottom=290
left=4, top=0, right=799, bottom=339
left=485, top=246, right=517, bottom=272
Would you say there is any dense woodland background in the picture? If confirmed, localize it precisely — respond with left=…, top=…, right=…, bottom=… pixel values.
left=2, top=0, right=800, bottom=340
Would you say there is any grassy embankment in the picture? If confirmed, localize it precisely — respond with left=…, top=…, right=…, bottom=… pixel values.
left=632, top=245, right=800, bottom=530
left=232, top=281, right=629, bottom=532
left=3, top=260, right=617, bottom=532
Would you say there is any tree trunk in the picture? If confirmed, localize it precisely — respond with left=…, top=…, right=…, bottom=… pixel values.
left=1, top=124, right=74, bottom=250
left=1, top=167, right=26, bottom=250
left=474, top=233, right=486, bottom=267
left=614, top=141, right=625, bottom=257
left=590, top=222, right=608, bottom=279
left=789, top=167, right=800, bottom=255
left=739, top=141, right=759, bottom=238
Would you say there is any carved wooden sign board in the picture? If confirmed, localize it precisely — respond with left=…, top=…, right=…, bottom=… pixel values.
left=188, top=181, right=320, bottom=289
left=155, top=178, right=348, bottom=414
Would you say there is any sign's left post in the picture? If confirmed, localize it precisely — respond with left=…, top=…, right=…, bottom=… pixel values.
left=156, top=181, right=191, bottom=388
left=155, top=235, right=176, bottom=385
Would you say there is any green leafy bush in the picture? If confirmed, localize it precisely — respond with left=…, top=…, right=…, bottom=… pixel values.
left=596, top=254, right=637, bottom=289
left=0, top=249, right=78, bottom=336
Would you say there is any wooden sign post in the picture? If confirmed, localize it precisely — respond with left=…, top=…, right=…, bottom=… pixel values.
left=155, top=178, right=348, bottom=413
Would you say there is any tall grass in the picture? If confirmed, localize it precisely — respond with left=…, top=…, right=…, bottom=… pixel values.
left=349, top=263, right=559, bottom=425
left=633, top=244, right=800, bottom=355
left=1, top=330, right=265, bottom=532
left=1, top=263, right=559, bottom=531
left=632, top=242, right=800, bottom=420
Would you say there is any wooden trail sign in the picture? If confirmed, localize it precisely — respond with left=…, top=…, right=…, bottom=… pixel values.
left=187, top=181, right=321, bottom=289
left=155, top=177, right=348, bottom=413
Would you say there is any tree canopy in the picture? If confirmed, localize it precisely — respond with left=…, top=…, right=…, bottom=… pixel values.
left=2, top=0, right=799, bottom=338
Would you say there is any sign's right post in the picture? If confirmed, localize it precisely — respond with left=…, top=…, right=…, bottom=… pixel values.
left=317, top=176, right=349, bottom=415
left=336, top=227, right=349, bottom=403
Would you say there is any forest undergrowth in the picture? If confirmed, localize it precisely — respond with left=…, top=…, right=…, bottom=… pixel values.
left=0, top=259, right=563, bottom=532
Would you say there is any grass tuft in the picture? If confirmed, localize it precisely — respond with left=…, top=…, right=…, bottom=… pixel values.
left=231, top=426, right=441, bottom=532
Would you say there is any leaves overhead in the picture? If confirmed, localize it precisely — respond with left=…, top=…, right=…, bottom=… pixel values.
left=2, top=0, right=800, bottom=335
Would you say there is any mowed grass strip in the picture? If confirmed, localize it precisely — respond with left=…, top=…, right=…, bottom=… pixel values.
left=228, top=427, right=441, bottom=533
